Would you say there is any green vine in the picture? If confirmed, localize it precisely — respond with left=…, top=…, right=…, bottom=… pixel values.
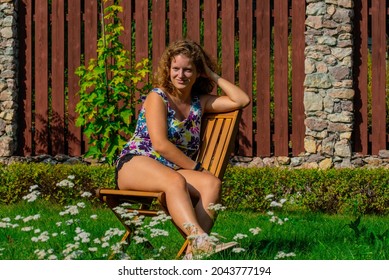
left=75, top=0, right=151, bottom=165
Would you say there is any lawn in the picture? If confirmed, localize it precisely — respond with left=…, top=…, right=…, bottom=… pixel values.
left=1, top=198, right=388, bottom=260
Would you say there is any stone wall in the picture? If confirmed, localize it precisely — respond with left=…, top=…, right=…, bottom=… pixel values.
left=0, top=0, right=17, bottom=157
left=303, top=0, right=354, bottom=169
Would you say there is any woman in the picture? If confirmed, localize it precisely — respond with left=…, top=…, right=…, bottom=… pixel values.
left=116, top=39, right=250, bottom=259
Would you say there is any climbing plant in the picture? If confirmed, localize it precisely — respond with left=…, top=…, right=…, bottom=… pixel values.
left=75, top=0, right=151, bottom=165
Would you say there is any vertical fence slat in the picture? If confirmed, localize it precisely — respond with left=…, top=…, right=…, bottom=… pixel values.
left=238, top=0, right=253, bottom=156
left=103, top=0, right=115, bottom=71
left=371, top=0, right=387, bottom=154
left=152, top=0, right=166, bottom=72
left=221, top=0, right=235, bottom=83
left=203, top=1, right=217, bottom=59
left=19, top=0, right=33, bottom=155
left=186, top=0, right=200, bottom=43
left=169, top=0, right=183, bottom=42
left=291, top=0, right=305, bottom=156
left=82, top=0, right=98, bottom=153
left=119, top=0, right=132, bottom=53
left=67, top=0, right=82, bottom=156
left=135, top=1, right=149, bottom=61
left=84, top=0, right=98, bottom=64
left=256, top=0, right=271, bottom=156
left=273, top=0, right=289, bottom=156
left=34, top=0, right=49, bottom=154
left=353, top=0, right=369, bottom=154
left=51, top=0, right=65, bottom=154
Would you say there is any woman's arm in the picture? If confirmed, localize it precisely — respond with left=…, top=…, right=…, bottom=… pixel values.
left=144, top=91, right=198, bottom=170
left=201, top=64, right=250, bottom=113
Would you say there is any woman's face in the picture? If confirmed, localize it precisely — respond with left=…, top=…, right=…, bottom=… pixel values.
left=169, top=54, right=199, bottom=93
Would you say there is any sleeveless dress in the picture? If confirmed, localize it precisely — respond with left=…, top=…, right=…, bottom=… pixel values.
left=117, top=88, right=202, bottom=170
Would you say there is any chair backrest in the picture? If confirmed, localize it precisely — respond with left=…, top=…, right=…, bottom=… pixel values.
left=196, top=109, right=242, bottom=179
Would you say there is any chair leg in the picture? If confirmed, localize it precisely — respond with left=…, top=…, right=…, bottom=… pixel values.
left=175, top=239, right=189, bottom=259
left=108, top=230, right=131, bottom=260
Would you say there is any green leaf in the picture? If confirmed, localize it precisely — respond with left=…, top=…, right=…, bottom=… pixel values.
left=120, top=110, right=133, bottom=125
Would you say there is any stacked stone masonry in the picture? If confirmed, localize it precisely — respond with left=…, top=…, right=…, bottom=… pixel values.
left=304, top=0, right=355, bottom=168
left=0, top=0, right=17, bottom=157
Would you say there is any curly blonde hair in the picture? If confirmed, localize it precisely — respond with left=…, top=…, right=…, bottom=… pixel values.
left=153, top=39, right=217, bottom=95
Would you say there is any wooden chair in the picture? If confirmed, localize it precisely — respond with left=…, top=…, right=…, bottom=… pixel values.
left=96, top=109, right=242, bottom=259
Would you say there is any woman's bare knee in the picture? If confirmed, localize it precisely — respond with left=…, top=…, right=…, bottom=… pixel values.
left=205, top=176, right=222, bottom=196
left=163, top=172, right=190, bottom=195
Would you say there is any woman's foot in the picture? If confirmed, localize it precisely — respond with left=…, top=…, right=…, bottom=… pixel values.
left=184, top=233, right=237, bottom=259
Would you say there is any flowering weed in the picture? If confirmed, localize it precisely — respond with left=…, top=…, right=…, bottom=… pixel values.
left=1, top=177, right=389, bottom=260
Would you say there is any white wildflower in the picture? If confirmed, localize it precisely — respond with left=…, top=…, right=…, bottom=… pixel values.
left=133, top=235, right=148, bottom=244
left=31, top=231, right=50, bottom=242
left=150, top=228, right=169, bottom=238
left=270, top=201, right=283, bottom=207
left=104, top=228, right=125, bottom=239
left=0, top=222, right=8, bottom=228
left=62, top=242, right=80, bottom=255
left=90, top=214, right=98, bottom=220
left=232, top=247, right=246, bottom=253
left=21, top=226, right=34, bottom=232
left=56, top=179, right=75, bottom=188
left=34, top=249, right=46, bottom=259
left=22, top=190, right=41, bottom=202
left=93, top=238, right=101, bottom=244
left=1, top=217, right=11, bottom=222
left=233, top=233, right=248, bottom=241
left=67, top=175, right=75, bottom=180
left=29, top=185, right=39, bottom=191
left=76, top=202, right=85, bottom=208
left=74, top=227, right=90, bottom=243
left=265, top=194, right=274, bottom=200
left=207, top=203, right=226, bottom=211
left=81, top=191, right=92, bottom=198
left=249, top=227, right=262, bottom=235
left=88, top=247, right=98, bottom=252
left=60, top=205, right=79, bottom=216
left=23, top=214, right=39, bottom=222
left=275, top=251, right=296, bottom=259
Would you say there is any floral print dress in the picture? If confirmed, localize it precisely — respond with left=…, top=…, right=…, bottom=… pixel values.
left=117, top=88, right=202, bottom=170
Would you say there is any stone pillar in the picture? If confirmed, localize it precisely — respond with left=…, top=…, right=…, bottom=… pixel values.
left=0, top=0, right=18, bottom=156
left=304, top=0, right=354, bottom=168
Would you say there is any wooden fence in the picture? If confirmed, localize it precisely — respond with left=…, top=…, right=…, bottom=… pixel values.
left=16, top=0, right=388, bottom=158
left=353, top=0, right=389, bottom=155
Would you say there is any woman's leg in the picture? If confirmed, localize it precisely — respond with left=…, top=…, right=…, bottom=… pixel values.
left=117, top=156, right=206, bottom=236
left=177, top=170, right=222, bottom=233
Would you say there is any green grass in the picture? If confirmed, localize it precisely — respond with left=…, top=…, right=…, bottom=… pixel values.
left=1, top=199, right=388, bottom=260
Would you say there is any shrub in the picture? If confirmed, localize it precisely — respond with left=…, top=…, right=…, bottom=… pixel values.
left=0, top=163, right=115, bottom=205
left=1, top=163, right=389, bottom=215
left=222, top=167, right=389, bottom=215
